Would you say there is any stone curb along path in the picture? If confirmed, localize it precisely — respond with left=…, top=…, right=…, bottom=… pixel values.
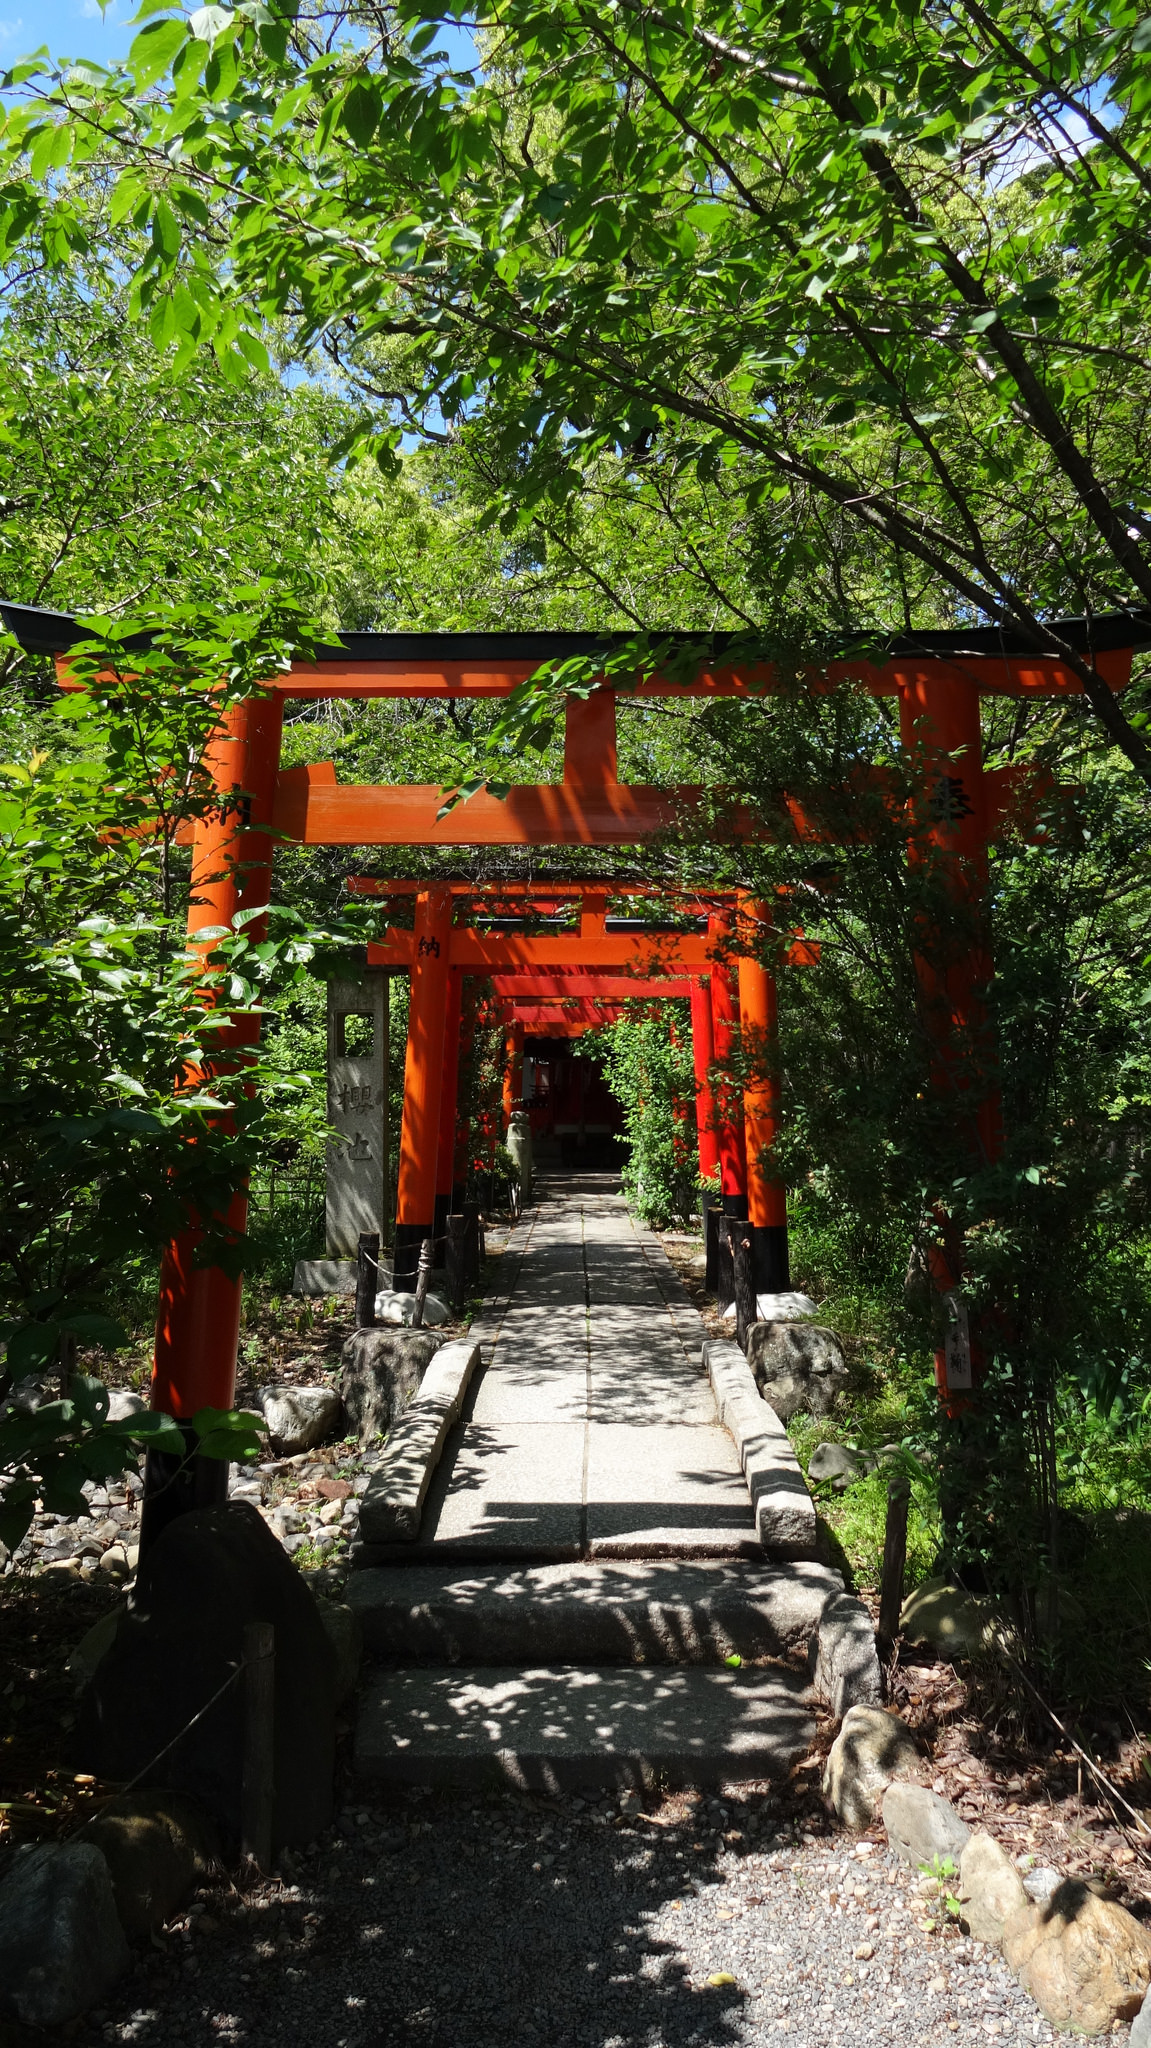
left=824, top=1704, right=1151, bottom=2038
left=348, top=1180, right=882, bottom=1792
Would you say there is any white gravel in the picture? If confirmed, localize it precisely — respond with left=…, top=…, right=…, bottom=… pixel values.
left=85, top=1787, right=1092, bottom=2048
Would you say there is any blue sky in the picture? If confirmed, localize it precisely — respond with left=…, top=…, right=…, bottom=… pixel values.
left=0, top=3, right=479, bottom=70
left=0, top=0, right=138, bottom=67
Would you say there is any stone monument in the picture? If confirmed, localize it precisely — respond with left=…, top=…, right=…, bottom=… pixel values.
left=325, top=975, right=389, bottom=1257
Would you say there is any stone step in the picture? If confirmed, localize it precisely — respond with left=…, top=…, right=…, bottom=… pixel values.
left=354, top=1663, right=815, bottom=1792
left=347, top=1559, right=880, bottom=1716
left=348, top=1556, right=837, bottom=1667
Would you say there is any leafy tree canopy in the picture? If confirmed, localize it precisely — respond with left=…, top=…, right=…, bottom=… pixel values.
left=5, top=0, right=1151, bottom=775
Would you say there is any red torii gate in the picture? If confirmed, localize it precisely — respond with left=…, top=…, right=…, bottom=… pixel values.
left=3, top=603, right=1143, bottom=1511
left=350, top=875, right=814, bottom=1289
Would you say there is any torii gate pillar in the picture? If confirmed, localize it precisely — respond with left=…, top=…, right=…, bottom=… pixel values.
left=899, top=670, right=1001, bottom=1403
left=709, top=918, right=749, bottom=1214
left=434, top=968, right=464, bottom=1251
left=738, top=902, right=789, bottom=1293
left=394, top=885, right=453, bottom=1289
left=503, top=1019, right=525, bottom=1127
left=689, top=978, right=721, bottom=1185
left=143, top=691, right=281, bottom=1549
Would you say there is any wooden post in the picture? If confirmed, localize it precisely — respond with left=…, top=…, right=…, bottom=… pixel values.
left=355, top=1231, right=379, bottom=1328
left=716, top=1215, right=735, bottom=1315
left=730, top=1218, right=757, bottom=1351
left=445, top=1213, right=467, bottom=1313
left=241, top=1621, right=275, bottom=1872
left=59, top=1328, right=76, bottom=1401
left=463, top=1200, right=480, bottom=1286
left=702, top=1190, right=720, bottom=1292
left=878, top=1474, right=911, bottom=1655
left=412, top=1235, right=434, bottom=1328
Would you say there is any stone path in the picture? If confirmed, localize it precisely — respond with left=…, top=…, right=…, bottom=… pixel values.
left=413, top=1177, right=756, bottom=1561
left=350, top=1177, right=873, bottom=1793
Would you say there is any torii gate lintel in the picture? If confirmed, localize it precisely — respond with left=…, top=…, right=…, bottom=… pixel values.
left=5, top=601, right=1140, bottom=1511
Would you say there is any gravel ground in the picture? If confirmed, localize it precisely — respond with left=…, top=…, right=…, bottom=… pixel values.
left=80, top=1785, right=1095, bottom=2048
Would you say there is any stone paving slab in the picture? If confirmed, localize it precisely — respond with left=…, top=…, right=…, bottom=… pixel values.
left=586, top=1421, right=757, bottom=1557
left=416, top=1421, right=585, bottom=1557
left=469, top=1366, right=587, bottom=1426
left=587, top=1366, right=717, bottom=1428
left=354, top=1662, right=815, bottom=1790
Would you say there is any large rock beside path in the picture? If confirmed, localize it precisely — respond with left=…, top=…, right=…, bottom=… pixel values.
left=76, top=1501, right=335, bottom=1853
left=0, top=1841, right=129, bottom=2026
left=900, top=1575, right=1003, bottom=1658
left=1003, top=1880, right=1151, bottom=2035
left=959, top=1830, right=1030, bottom=1946
left=823, top=1704, right=919, bottom=1828
left=84, top=1790, right=218, bottom=1938
left=807, top=1441, right=874, bottom=1490
left=882, top=1781, right=971, bottom=1867
left=341, top=1326, right=441, bottom=1440
left=745, top=1322, right=848, bottom=1420
left=259, top=1384, right=343, bottom=1455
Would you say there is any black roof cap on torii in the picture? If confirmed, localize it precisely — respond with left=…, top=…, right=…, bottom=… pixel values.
left=3, top=598, right=1151, bottom=664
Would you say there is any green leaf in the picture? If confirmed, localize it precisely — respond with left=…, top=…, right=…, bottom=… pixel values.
left=188, top=5, right=234, bottom=40
left=190, top=1405, right=266, bottom=1460
left=152, top=198, right=180, bottom=260
left=64, top=1312, right=130, bottom=1348
left=5, top=1322, right=61, bottom=1374
left=114, top=1409, right=184, bottom=1453
left=0, top=1488, right=35, bottom=1552
left=68, top=1373, right=111, bottom=1426
left=235, top=329, right=270, bottom=375
left=342, top=79, right=382, bottom=149
left=129, top=15, right=188, bottom=86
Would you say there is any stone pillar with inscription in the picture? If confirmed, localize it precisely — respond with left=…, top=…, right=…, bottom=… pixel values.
left=325, top=975, right=389, bottom=1257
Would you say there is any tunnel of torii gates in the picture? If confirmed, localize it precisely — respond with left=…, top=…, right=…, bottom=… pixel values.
left=5, top=600, right=1147, bottom=1516
left=345, top=872, right=817, bottom=1298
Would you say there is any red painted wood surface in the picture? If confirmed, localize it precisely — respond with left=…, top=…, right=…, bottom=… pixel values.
left=152, top=692, right=283, bottom=1420
left=738, top=899, right=787, bottom=1234
left=268, top=650, right=1132, bottom=700
left=395, top=887, right=453, bottom=1229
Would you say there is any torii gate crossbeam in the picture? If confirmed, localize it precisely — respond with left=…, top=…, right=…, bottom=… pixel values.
left=4, top=602, right=1145, bottom=1527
